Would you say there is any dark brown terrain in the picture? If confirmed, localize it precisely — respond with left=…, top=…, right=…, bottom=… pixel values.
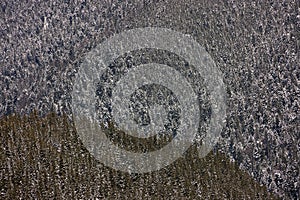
left=0, top=112, right=279, bottom=199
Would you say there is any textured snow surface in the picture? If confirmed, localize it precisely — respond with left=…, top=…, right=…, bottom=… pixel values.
left=1, top=0, right=299, bottom=198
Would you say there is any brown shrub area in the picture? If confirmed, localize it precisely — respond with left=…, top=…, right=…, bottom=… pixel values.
left=0, top=112, right=278, bottom=199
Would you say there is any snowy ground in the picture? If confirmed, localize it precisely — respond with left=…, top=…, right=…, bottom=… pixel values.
left=1, top=0, right=299, bottom=199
